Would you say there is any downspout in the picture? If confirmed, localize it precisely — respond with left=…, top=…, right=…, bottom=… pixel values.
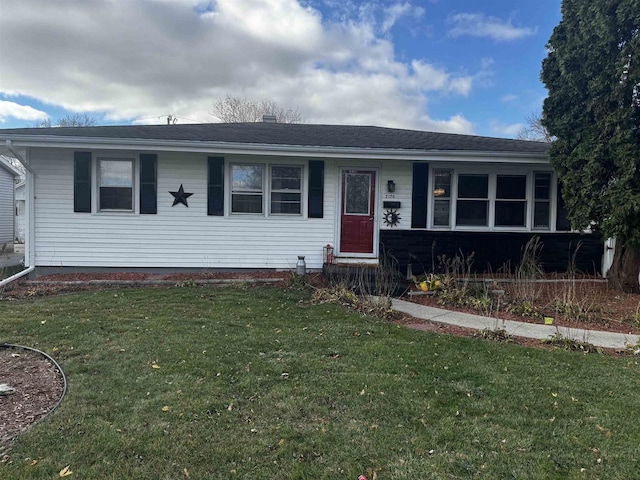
left=4, top=140, right=36, bottom=283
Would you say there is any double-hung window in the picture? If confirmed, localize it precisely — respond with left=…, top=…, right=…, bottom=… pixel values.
left=433, top=170, right=452, bottom=226
left=533, top=172, right=551, bottom=229
left=98, top=159, right=133, bottom=211
left=230, top=163, right=303, bottom=215
left=456, top=174, right=489, bottom=226
left=231, top=164, right=264, bottom=214
left=270, top=166, right=302, bottom=214
left=495, top=175, right=527, bottom=227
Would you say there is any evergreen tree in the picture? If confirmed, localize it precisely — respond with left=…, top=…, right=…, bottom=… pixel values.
left=541, top=0, right=640, bottom=292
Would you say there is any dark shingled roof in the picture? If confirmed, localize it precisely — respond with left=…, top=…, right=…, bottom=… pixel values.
left=0, top=123, right=549, bottom=154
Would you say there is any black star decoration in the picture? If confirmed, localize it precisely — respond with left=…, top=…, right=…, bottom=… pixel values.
left=169, top=184, right=193, bottom=207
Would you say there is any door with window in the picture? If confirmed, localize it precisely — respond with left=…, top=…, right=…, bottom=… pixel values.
left=339, top=170, right=376, bottom=254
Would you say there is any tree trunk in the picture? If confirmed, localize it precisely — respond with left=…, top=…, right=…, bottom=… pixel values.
left=607, top=239, right=640, bottom=293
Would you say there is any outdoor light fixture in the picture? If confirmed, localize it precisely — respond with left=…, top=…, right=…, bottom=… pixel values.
left=387, top=180, right=396, bottom=193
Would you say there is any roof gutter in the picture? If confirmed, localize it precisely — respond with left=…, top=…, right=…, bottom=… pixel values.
left=5, top=140, right=36, bottom=272
left=1, top=135, right=550, bottom=163
left=5, top=140, right=34, bottom=173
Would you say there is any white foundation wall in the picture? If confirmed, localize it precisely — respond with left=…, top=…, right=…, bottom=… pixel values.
left=30, top=148, right=338, bottom=270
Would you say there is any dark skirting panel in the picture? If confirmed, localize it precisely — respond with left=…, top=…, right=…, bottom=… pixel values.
left=379, top=230, right=604, bottom=275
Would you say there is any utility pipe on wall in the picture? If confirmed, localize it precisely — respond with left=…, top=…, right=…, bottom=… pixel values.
left=5, top=140, right=35, bottom=275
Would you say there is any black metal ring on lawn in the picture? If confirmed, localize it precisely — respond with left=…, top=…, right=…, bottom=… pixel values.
left=0, top=343, right=68, bottom=440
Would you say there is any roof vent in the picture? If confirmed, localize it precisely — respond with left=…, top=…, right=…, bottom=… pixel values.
left=262, top=115, right=277, bottom=123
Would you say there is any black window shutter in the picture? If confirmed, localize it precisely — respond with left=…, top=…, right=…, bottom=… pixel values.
left=208, top=156, right=224, bottom=216
left=556, top=181, right=571, bottom=231
left=411, top=163, right=429, bottom=228
left=308, top=160, right=324, bottom=218
left=74, top=151, right=92, bottom=213
left=140, top=154, right=157, bottom=214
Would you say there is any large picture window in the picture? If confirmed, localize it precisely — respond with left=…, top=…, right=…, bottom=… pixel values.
left=99, top=159, right=133, bottom=211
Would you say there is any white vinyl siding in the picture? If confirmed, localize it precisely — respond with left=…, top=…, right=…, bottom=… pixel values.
left=378, top=161, right=412, bottom=230
left=0, top=166, right=15, bottom=245
left=29, top=149, right=336, bottom=270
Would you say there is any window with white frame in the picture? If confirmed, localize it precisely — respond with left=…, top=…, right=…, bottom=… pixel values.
left=533, top=172, right=551, bottom=229
left=270, top=165, right=302, bottom=214
left=430, top=170, right=553, bottom=230
left=231, top=164, right=264, bottom=214
left=230, top=163, right=303, bottom=215
left=99, top=159, right=133, bottom=211
left=433, top=170, right=452, bottom=226
left=456, top=174, right=489, bottom=226
left=495, top=175, right=527, bottom=227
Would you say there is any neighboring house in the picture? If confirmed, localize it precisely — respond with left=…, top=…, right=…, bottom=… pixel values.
left=14, top=181, right=25, bottom=243
left=0, top=122, right=603, bottom=276
left=0, top=155, right=21, bottom=253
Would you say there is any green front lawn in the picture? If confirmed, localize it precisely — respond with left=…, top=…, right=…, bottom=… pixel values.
left=1, top=285, right=639, bottom=479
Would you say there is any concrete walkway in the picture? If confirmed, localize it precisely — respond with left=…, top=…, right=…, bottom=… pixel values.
left=392, top=298, right=640, bottom=351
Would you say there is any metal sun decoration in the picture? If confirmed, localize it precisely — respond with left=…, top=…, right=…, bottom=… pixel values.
left=383, top=208, right=401, bottom=227
left=169, top=184, right=194, bottom=207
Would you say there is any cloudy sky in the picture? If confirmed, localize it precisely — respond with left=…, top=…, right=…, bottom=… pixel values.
left=0, top=0, right=561, bottom=137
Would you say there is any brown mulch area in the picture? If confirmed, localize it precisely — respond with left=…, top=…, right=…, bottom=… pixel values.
left=408, top=280, right=640, bottom=336
left=0, top=346, right=65, bottom=447
left=0, top=271, right=290, bottom=300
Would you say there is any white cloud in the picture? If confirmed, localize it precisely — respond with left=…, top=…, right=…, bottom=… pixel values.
left=489, top=120, right=523, bottom=137
left=381, top=2, right=425, bottom=33
left=0, top=0, right=478, bottom=133
left=0, top=100, right=48, bottom=123
left=501, top=94, right=518, bottom=103
left=447, top=13, right=537, bottom=41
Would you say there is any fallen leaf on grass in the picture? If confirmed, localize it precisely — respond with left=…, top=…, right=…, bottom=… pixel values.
left=152, top=364, right=161, bottom=369
left=162, top=406, right=170, bottom=412
left=59, top=465, right=73, bottom=477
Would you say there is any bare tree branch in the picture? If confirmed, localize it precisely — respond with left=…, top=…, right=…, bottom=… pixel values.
left=516, top=111, right=553, bottom=142
left=33, top=113, right=98, bottom=128
left=212, top=95, right=303, bottom=123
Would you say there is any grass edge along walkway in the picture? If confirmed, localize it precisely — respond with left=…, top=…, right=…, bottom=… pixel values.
left=392, top=298, right=640, bottom=350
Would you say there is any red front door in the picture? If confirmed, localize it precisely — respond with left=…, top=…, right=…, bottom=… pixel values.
left=340, top=170, right=376, bottom=254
